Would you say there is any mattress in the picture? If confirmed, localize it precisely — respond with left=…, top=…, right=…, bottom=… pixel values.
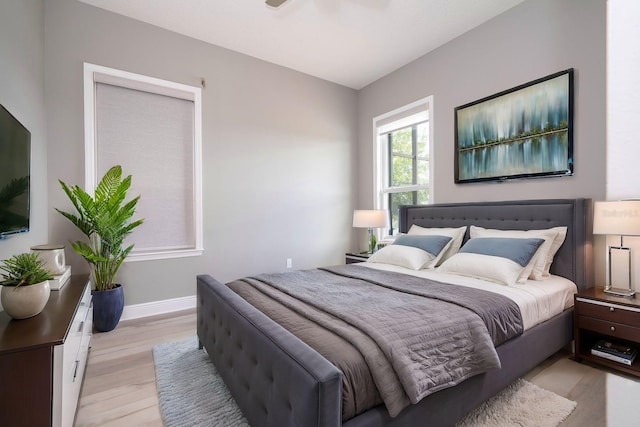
left=360, top=262, right=577, bottom=330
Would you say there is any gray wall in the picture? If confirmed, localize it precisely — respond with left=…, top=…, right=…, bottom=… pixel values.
left=44, top=0, right=358, bottom=305
left=3, top=0, right=606, bottom=307
left=0, top=0, right=48, bottom=260
left=357, top=0, right=606, bottom=209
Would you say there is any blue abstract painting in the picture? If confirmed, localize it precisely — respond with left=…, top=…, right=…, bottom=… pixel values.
left=455, top=69, right=573, bottom=183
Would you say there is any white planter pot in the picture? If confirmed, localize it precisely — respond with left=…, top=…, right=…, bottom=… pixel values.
left=1, top=280, right=51, bottom=319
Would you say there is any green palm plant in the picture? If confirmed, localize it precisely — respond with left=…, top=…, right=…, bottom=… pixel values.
left=56, top=165, right=143, bottom=291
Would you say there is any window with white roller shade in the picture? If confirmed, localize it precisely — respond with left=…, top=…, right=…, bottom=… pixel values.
left=84, top=63, right=203, bottom=261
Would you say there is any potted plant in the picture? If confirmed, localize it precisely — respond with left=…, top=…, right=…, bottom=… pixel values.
left=1, top=252, right=54, bottom=319
left=56, top=165, right=143, bottom=332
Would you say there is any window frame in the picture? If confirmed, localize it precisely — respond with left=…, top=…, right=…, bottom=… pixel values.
left=83, top=63, right=203, bottom=262
left=373, top=96, right=434, bottom=236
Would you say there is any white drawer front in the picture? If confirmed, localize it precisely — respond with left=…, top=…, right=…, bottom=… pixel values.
left=53, top=282, right=93, bottom=427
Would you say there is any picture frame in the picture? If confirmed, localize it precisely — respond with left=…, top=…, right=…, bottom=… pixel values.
left=454, top=69, right=574, bottom=183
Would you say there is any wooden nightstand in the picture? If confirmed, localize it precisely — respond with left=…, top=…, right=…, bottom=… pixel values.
left=345, top=252, right=371, bottom=264
left=574, top=287, right=640, bottom=377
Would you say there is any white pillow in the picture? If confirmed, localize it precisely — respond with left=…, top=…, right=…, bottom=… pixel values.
left=543, top=227, right=568, bottom=277
left=407, top=225, right=467, bottom=265
left=438, top=237, right=545, bottom=286
left=392, top=234, right=454, bottom=269
left=367, top=245, right=434, bottom=270
left=469, top=226, right=567, bottom=280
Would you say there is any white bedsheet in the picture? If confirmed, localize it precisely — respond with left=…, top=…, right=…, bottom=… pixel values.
left=359, top=262, right=577, bottom=331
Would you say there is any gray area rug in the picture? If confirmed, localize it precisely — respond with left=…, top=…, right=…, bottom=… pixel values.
left=153, top=337, right=576, bottom=427
left=153, top=336, right=249, bottom=427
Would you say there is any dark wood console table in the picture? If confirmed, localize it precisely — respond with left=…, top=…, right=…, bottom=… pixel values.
left=0, top=274, right=91, bottom=426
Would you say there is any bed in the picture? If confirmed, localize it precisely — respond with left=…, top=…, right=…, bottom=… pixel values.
left=197, top=198, right=593, bottom=426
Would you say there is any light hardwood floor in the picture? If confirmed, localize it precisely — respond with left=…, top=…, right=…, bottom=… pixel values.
left=75, top=309, right=640, bottom=426
left=75, top=309, right=196, bottom=426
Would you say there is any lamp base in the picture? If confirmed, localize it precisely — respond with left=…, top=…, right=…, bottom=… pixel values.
left=604, top=287, right=636, bottom=298
left=606, top=245, right=635, bottom=298
left=367, top=228, right=377, bottom=254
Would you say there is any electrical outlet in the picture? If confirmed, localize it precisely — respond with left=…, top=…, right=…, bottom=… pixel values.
left=286, top=258, right=292, bottom=269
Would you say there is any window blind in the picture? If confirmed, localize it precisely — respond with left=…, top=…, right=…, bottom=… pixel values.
left=377, top=108, right=429, bottom=135
left=94, top=82, right=196, bottom=254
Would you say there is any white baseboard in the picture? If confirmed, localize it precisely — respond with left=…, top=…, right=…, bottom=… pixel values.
left=120, top=295, right=196, bottom=321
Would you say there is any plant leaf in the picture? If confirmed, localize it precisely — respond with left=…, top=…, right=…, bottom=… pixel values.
left=56, top=165, right=143, bottom=291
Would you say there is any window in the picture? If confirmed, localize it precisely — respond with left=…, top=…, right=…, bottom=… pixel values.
left=83, top=63, right=203, bottom=261
left=374, top=97, right=433, bottom=234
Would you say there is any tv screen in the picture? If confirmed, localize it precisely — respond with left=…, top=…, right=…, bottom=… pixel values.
left=0, top=104, right=30, bottom=238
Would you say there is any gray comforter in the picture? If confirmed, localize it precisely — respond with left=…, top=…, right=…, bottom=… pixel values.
left=240, top=265, right=523, bottom=417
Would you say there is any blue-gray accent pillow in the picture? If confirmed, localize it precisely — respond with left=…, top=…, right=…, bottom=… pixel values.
left=458, top=237, right=545, bottom=267
left=393, top=234, right=453, bottom=257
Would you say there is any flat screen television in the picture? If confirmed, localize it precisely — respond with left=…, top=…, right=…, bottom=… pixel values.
left=0, top=104, right=30, bottom=239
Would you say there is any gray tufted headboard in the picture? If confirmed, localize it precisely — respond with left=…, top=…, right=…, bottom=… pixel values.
left=399, top=198, right=592, bottom=291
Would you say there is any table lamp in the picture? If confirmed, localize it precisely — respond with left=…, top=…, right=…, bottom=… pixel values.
left=353, top=210, right=388, bottom=254
left=593, top=200, right=640, bottom=297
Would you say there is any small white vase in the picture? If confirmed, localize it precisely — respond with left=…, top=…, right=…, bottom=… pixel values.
left=31, top=244, right=66, bottom=275
left=1, top=280, right=51, bottom=319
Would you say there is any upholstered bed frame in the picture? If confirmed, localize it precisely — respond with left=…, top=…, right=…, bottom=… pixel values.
left=197, top=198, right=592, bottom=426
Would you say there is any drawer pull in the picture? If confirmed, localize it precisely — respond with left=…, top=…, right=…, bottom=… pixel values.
left=73, top=360, right=79, bottom=381
left=610, top=307, right=615, bottom=312
left=610, top=326, right=616, bottom=332
left=78, top=321, right=84, bottom=333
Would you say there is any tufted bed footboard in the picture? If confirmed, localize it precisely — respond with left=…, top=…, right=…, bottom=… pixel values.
left=197, top=275, right=342, bottom=427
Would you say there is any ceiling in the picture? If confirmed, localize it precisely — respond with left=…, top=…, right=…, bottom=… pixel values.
left=78, top=0, right=526, bottom=90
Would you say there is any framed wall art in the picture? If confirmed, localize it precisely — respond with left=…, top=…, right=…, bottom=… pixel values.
left=454, top=68, right=574, bottom=183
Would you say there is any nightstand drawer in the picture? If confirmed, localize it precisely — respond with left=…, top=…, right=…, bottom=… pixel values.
left=576, top=299, right=640, bottom=326
left=578, top=315, right=640, bottom=342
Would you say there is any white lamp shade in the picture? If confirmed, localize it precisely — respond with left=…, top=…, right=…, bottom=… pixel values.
left=353, top=210, right=388, bottom=228
left=593, top=200, right=640, bottom=236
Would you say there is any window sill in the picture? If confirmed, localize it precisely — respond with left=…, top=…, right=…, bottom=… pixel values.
left=125, top=248, right=204, bottom=262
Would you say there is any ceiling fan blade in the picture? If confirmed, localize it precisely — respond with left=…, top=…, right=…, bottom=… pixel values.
left=265, top=0, right=289, bottom=8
